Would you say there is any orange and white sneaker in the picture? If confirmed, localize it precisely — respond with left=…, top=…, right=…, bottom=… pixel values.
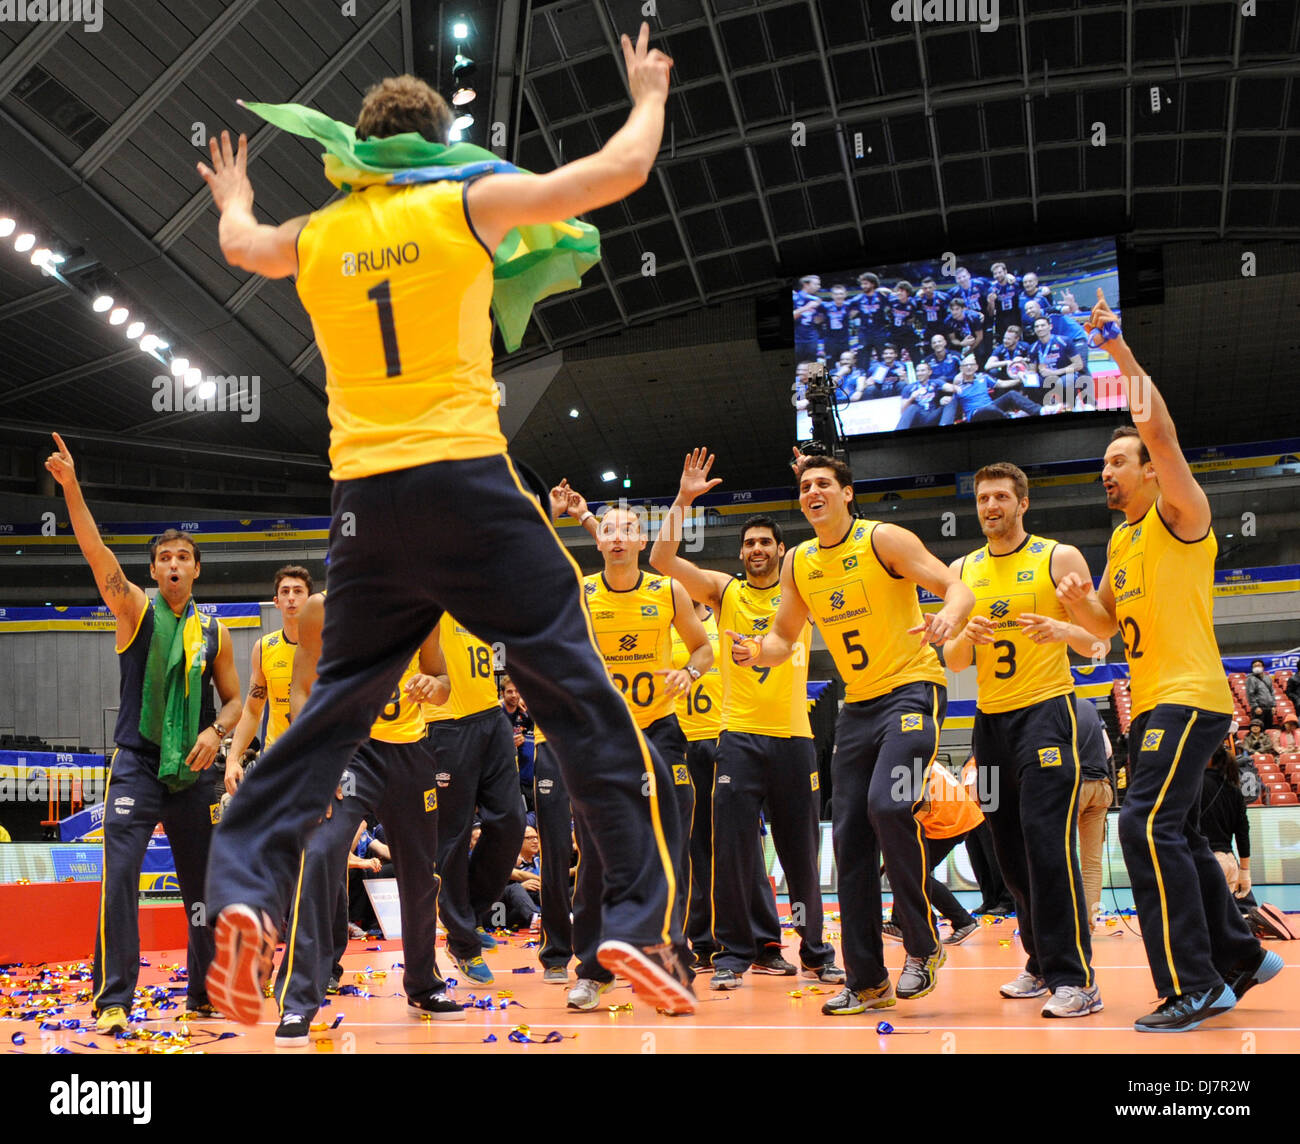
left=597, top=940, right=696, bottom=1016
left=207, top=904, right=277, bottom=1026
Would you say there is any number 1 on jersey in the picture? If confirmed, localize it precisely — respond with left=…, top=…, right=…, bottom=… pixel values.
left=367, top=279, right=402, bottom=377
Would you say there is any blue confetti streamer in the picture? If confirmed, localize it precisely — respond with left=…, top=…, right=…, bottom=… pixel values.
left=876, top=1021, right=894, bottom=1034
left=10, top=1033, right=24, bottom=1045
left=482, top=1034, right=497, bottom=1043
left=511, top=967, right=537, bottom=974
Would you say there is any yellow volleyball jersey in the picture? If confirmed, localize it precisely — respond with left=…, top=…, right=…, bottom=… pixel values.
left=792, top=520, right=945, bottom=704
left=426, top=612, right=499, bottom=722
left=259, top=627, right=296, bottom=748
left=584, top=571, right=676, bottom=730
left=370, top=650, right=425, bottom=744
left=672, top=613, right=721, bottom=742
left=958, top=534, right=1075, bottom=714
left=1108, top=503, right=1233, bottom=718
left=295, top=182, right=507, bottom=481
left=717, top=577, right=812, bottom=738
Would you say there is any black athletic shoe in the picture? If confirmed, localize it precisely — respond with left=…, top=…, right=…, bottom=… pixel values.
left=751, top=947, right=797, bottom=976
left=1225, top=949, right=1284, bottom=1002
left=1133, top=984, right=1236, bottom=1033
left=274, top=1013, right=309, bottom=1048
left=407, top=992, right=466, bottom=1022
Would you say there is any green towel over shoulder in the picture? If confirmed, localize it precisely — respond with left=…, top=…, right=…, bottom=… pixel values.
left=138, top=594, right=206, bottom=792
left=241, top=100, right=601, bottom=352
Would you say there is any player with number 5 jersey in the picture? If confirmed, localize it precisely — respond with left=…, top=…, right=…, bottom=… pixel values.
left=943, top=462, right=1103, bottom=1019
left=743, top=453, right=972, bottom=1015
left=1057, top=291, right=1274, bottom=1033
left=651, top=449, right=841, bottom=994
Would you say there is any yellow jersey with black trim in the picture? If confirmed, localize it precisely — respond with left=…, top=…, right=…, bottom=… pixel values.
left=672, top=613, right=721, bottom=742
left=717, top=578, right=812, bottom=738
left=959, top=534, right=1074, bottom=715
left=584, top=571, right=676, bottom=730
left=370, top=651, right=425, bottom=744
left=425, top=612, right=499, bottom=722
left=793, top=520, right=944, bottom=703
left=259, top=628, right=296, bottom=748
left=295, top=182, right=506, bottom=481
left=1108, top=503, right=1233, bottom=718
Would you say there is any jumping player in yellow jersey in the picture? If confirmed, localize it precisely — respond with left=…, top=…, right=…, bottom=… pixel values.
left=262, top=592, right=462, bottom=1045
left=199, top=24, right=696, bottom=1019
left=737, top=453, right=972, bottom=1014
left=1056, top=291, right=1279, bottom=1032
left=225, top=565, right=313, bottom=795
left=549, top=494, right=711, bottom=1009
left=651, top=450, right=842, bottom=993
left=942, top=462, right=1104, bottom=1018
left=425, top=612, right=525, bottom=988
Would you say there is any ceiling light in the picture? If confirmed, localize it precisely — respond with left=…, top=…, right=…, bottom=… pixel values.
left=30, top=248, right=52, bottom=267
left=92, top=294, right=113, bottom=312
left=125, top=320, right=145, bottom=339
left=452, top=86, right=476, bottom=106
left=452, top=20, right=469, bottom=39
left=568, top=408, right=580, bottom=418
left=170, top=357, right=189, bottom=376
left=452, top=113, right=474, bottom=131
left=0, top=218, right=14, bottom=237
left=108, top=307, right=129, bottom=325
left=448, top=126, right=463, bottom=143
left=139, top=334, right=161, bottom=353
left=14, top=232, right=35, bottom=252
left=198, top=380, right=216, bottom=399
left=622, top=477, right=631, bottom=489
left=185, top=367, right=201, bottom=386
left=601, top=470, right=616, bottom=482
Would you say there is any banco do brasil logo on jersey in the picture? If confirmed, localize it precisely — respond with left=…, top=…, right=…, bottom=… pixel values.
left=584, top=582, right=597, bottom=595
left=989, top=599, right=1010, bottom=619
left=1115, top=569, right=1127, bottom=589
left=829, top=589, right=846, bottom=611
left=752, top=617, right=769, bottom=632
left=618, top=634, right=638, bottom=651
left=1028, top=541, right=1045, bottom=554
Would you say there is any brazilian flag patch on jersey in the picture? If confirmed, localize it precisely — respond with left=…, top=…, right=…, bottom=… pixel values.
left=900, top=713, right=923, bottom=732
left=1141, top=729, right=1165, bottom=752
left=842, top=556, right=859, bottom=571
left=641, top=605, right=659, bottom=617
left=1038, top=747, right=1062, bottom=767
left=423, top=788, right=438, bottom=812
left=810, top=772, right=821, bottom=791
left=673, top=764, right=690, bottom=786
left=1017, top=570, right=1034, bottom=582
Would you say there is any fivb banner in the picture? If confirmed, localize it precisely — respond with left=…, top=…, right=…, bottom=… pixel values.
left=0, top=602, right=262, bottom=632
left=0, top=515, right=329, bottom=547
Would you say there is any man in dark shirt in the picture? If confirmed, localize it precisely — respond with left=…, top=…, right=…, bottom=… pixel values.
left=951, top=266, right=990, bottom=315
left=944, top=296, right=985, bottom=355
left=924, top=333, right=961, bottom=385
left=822, top=285, right=854, bottom=364
left=793, top=275, right=823, bottom=364
left=987, top=262, right=1020, bottom=340
left=896, top=360, right=957, bottom=429
left=984, top=325, right=1030, bottom=391
left=501, top=675, right=535, bottom=808
left=914, top=276, right=951, bottom=353
left=849, top=272, right=891, bottom=361
left=951, top=355, right=1044, bottom=421
left=1016, top=271, right=1053, bottom=327
left=862, top=343, right=907, bottom=399
left=1024, top=317, right=1086, bottom=409
left=885, top=281, right=917, bottom=353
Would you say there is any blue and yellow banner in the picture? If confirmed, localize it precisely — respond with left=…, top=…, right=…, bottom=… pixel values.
left=0, top=602, right=262, bottom=632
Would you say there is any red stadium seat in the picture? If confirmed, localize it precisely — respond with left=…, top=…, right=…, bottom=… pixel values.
left=1267, top=790, right=1298, bottom=806
left=1254, top=753, right=1277, bottom=767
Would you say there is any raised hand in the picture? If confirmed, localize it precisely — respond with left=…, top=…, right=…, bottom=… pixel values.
left=548, top=479, right=571, bottom=522
left=1056, top=571, right=1094, bottom=608
left=620, top=21, right=673, bottom=106
left=45, top=432, right=76, bottom=488
left=678, top=447, right=722, bottom=503
left=1085, top=287, right=1122, bottom=346
left=197, top=129, right=254, bottom=215
left=566, top=488, right=590, bottom=519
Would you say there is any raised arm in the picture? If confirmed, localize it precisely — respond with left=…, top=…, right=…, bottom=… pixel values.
left=739, top=550, right=810, bottom=669
left=1089, top=288, right=1210, bottom=539
left=467, top=23, right=672, bottom=252
left=198, top=129, right=306, bottom=278
left=649, top=447, right=730, bottom=612
left=45, top=433, right=146, bottom=639
left=873, top=523, right=974, bottom=645
left=289, top=593, right=325, bottom=721
left=226, top=639, right=268, bottom=794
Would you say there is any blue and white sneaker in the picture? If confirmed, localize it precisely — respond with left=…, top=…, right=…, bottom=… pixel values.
left=1134, top=983, right=1236, bottom=1032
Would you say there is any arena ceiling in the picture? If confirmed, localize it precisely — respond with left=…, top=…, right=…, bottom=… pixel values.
left=0, top=0, right=1297, bottom=501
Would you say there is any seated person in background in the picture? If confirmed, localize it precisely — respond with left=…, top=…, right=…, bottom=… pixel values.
left=1022, top=298, right=1089, bottom=389
left=944, top=296, right=984, bottom=355
left=1201, top=746, right=1256, bottom=917
left=1016, top=270, right=1053, bottom=324
left=1273, top=715, right=1299, bottom=753
left=860, top=343, right=906, bottom=398
left=897, top=360, right=956, bottom=429
left=1286, top=672, right=1300, bottom=710
left=830, top=351, right=867, bottom=404
left=951, top=355, right=1045, bottom=422
left=1245, top=660, right=1275, bottom=721
left=1238, top=717, right=1274, bottom=761
left=924, top=332, right=961, bottom=387
left=495, top=824, right=543, bottom=931
left=347, top=821, right=393, bottom=938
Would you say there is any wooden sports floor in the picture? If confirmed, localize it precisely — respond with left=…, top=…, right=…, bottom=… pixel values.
left=5, top=913, right=1297, bottom=1055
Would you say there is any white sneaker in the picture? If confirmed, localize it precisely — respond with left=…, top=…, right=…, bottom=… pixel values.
left=1041, top=984, right=1104, bottom=1018
left=566, top=978, right=614, bottom=1011
left=1000, top=970, right=1049, bottom=999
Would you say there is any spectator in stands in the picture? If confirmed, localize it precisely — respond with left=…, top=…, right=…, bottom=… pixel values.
left=1287, top=671, right=1300, bottom=710
left=1239, top=717, right=1273, bottom=761
left=495, top=824, right=543, bottom=931
left=501, top=675, right=535, bottom=809
left=1276, top=715, right=1300, bottom=753
left=1201, top=746, right=1255, bottom=917
left=1245, top=660, right=1276, bottom=720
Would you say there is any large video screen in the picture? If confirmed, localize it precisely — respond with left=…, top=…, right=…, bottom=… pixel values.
left=793, top=237, right=1125, bottom=441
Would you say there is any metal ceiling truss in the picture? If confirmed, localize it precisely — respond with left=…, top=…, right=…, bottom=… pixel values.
left=0, top=19, right=69, bottom=100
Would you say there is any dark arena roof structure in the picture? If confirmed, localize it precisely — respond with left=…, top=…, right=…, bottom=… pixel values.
left=0, top=0, right=1297, bottom=502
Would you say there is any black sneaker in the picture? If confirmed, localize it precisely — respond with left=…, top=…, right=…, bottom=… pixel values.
left=1133, top=984, right=1236, bottom=1033
left=274, top=1013, right=309, bottom=1048
left=751, top=947, right=797, bottom=976
left=407, top=992, right=467, bottom=1022
left=1225, top=949, right=1284, bottom=1002
left=326, top=975, right=341, bottom=995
